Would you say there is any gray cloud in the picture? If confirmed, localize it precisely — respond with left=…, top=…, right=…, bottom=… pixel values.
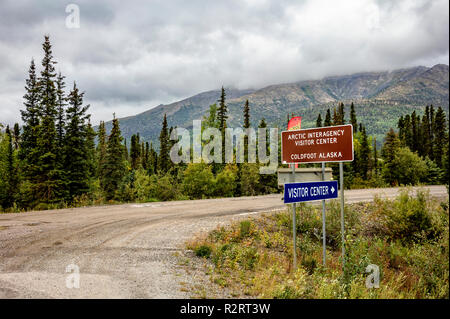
left=0, top=0, right=448, bottom=126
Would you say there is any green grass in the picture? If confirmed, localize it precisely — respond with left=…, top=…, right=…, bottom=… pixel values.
left=186, top=188, right=449, bottom=299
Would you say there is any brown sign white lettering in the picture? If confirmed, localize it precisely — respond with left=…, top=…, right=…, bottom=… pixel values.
left=281, top=124, right=354, bottom=163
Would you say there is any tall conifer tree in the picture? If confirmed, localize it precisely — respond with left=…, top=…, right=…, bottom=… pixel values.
left=55, top=72, right=66, bottom=164
left=64, top=82, right=91, bottom=200
left=217, top=87, right=228, bottom=162
left=35, top=35, right=64, bottom=204
left=433, top=107, right=448, bottom=168
left=3, top=126, right=18, bottom=208
left=102, top=115, right=125, bottom=199
left=350, top=102, right=357, bottom=132
left=359, top=126, right=370, bottom=179
left=324, top=109, right=331, bottom=126
left=96, top=121, right=107, bottom=180
left=158, top=114, right=170, bottom=173
left=316, top=113, right=322, bottom=127
left=13, top=123, right=20, bottom=151
left=20, top=59, right=41, bottom=204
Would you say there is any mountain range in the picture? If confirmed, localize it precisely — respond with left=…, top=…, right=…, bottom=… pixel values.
left=103, top=64, right=449, bottom=148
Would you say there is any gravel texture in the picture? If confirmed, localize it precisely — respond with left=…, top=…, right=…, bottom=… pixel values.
left=0, top=186, right=446, bottom=299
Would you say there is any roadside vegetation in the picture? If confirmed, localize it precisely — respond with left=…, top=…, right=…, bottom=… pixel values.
left=186, top=188, right=449, bottom=299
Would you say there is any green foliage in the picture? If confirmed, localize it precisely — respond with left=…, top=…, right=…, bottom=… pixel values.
left=301, top=257, right=317, bottom=275
left=182, top=163, right=214, bottom=199
left=387, top=147, right=428, bottom=185
left=364, top=189, right=447, bottom=242
left=158, top=114, right=170, bottom=173
left=64, top=82, right=92, bottom=201
left=195, top=245, right=212, bottom=258
left=188, top=191, right=449, bottom=299
left=34, top=35, right=65, bottom=204
left=240, top=163, right=260, bottom=196
left=133, top=168, right=152, bottom=202
left=239, top=220, right=252, bottom=238
left=214, top=164, right=237, bottom=197
left=102, top=117, right=126, bottom=200
left=150, top=173, right=181, bottom=201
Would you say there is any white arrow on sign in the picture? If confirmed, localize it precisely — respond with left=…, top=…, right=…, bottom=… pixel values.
left=331, top=186, right=335, bottom=194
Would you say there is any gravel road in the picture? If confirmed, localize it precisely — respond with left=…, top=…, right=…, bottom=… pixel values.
left=0, top=185, right=446, bottom=298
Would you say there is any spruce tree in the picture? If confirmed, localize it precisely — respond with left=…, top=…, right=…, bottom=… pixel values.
left=397, top=116, right=405, bottom=142
left=243, top=99, right=250, bottom=129
left=102, top=116, right=125, bottom=200
left=381, top=128, right=401, bottom=185
left=55, top=72, right=66, bottom=164
left=13, top=123, right=20, bottom=151
left=411, top=111, right=418, bottom=153
left=373, top=137, right=378, bottom=176
left=64, top=82, right=91, bottom=200
left=217, top=87, right=228, bottom=162
left=35, top=35, right=64, bottom=204
left=148, top=142, right=157, bottom=175
left=130, top=134, right=141, bottom=170
left=332, top=107, right=338, bottom=125
left=425, top=105, right=433, bottom=159
left=85, top=120, right=97, bottom=182
left=96, top=121, right=107, bottom=180
left=19, top=59, right=41, bottom=204
left=3, top=126, right=18, bottom=208
left=243, top=99, right=250, bottom=161
left=324, top=109, right=331, bottom=126
left=316, top=113, right=322, bottom=127
left=350, top=102, right=357, bottom=132
left=338, top=102, right=345, bottom=124
left=433, top=107, right=448, bottom=168
left=124, top=139, right=129, bottom=161
left=140, top=141, right=145, bottom=166
left=143, top=142, right=149, bottom=170
left=158, top=114, right=170, bottom=173
left=403, top=115, right=412, bottom=148
left=359, top=126, right=370, bottom=179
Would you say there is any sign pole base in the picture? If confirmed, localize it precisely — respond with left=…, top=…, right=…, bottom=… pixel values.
left=339, top=162, right=345, bottom=268
left=291, top=164, right=297, bottom=272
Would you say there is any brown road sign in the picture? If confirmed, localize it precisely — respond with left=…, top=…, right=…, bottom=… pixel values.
left=281, top=124, right=354, bottom=163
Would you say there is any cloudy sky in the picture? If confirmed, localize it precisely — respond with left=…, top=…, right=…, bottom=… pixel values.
left=0, top=0, right=448, bottom=125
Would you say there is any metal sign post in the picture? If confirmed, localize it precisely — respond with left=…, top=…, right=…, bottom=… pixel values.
left=281, top=124, right=353, bottom=271
left=340, top=162, right=345, bottom=267
left=321, top=162, right=326, bottom=267
left=291, top=163, right=297, bottom=271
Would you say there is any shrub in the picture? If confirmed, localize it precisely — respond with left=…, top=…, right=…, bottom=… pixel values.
left=363, top=188, right=447, bottom=243
left=182, top=163, right=214, bottom=199
left=237, top=247, right=259, bottom=270
left=134, top=168, right=152, bottom=202
left=239, top=220, right=252, bottom=238
left=194, top=245, right=212, bottom=258
left=214, top=164, right=237, bottom=197
left=240, top=163, right=260, bottom=196
left=148, top=173, right=180, bottom=201
left=383, top=147, right=427, bottom=185
left=301, top=257, right=317, bottom=275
